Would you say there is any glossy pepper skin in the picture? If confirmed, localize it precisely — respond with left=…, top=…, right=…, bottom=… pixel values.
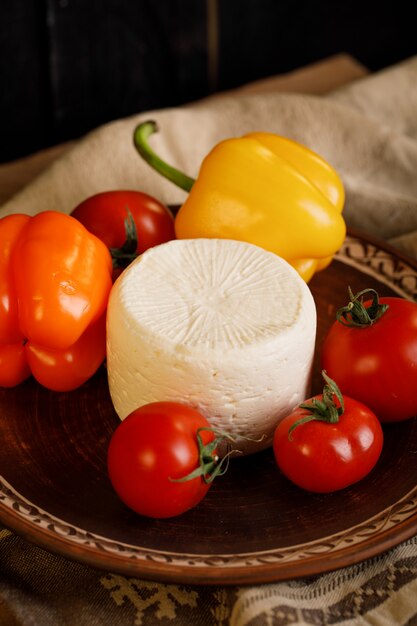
left=0, top=211, right=113, bottom=391
left=134, top=122, right=346, bottom=282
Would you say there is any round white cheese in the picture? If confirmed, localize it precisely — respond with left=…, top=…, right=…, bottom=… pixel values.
left=106, top=238, right=317, bottom=455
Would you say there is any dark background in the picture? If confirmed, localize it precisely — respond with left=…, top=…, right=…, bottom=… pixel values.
left=1, top=0, right=415, bottom=163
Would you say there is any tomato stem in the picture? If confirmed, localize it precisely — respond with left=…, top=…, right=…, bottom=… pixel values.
left=336, top=287, right=389, bottom=327
left=288, top=371, right=344, bottom=440
left=133, top=120, right=196, bottom=193
left=170, top=427, right=264, bottom=485
left=110, top=207, right=139, bottom=269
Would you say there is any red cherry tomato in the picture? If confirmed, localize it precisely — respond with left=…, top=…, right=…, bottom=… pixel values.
left=107, top=402, right=219, bottom=519
left=71, top=190, right=175, bottom=277
left=273, top=375, right=383, bottom=493
left=322, top=290, right=417, bottom=422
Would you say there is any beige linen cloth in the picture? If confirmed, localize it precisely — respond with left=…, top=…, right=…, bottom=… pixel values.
left=1, top=56, right=417, bottom=625
left=2, top=56, right=417, bottom=259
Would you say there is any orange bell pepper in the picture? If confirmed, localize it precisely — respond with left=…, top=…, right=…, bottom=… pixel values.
left=0, top=211, right=113, bottom=391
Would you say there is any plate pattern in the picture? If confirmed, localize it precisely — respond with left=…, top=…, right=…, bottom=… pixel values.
left=1, top=475, right=417, bottom=569
left=337, top=234, right=417, bottom=299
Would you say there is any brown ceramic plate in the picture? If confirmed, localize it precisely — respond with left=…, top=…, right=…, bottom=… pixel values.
left=1, top=230, right=417, bottom=585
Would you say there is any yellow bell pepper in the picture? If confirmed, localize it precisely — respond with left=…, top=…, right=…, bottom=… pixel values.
left=134, top=121, right=346, bottom=282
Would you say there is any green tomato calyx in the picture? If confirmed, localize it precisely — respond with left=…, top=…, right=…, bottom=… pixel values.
left=336, top=287, right=389, bottom=327
left=110, top=206, right=139, bottom=269
left=288, top=370, right=344, bottom=440
left=170, top=428, right=265, bottom=485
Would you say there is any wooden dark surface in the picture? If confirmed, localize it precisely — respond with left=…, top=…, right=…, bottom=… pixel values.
left=0, top=233, right=417, bottom=585
left=217, top=0, right=417, bottom=91
left=0, top=54, right=368, bottom=208
left=1, top=0, right=416, bottom=163
left=1, top=0, right=207, bottom=163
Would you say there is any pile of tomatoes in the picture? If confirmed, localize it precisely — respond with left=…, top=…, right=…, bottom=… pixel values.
left=275, top=288, right=417, bottom=496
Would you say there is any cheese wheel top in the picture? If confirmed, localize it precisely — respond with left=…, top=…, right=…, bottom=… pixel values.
left=110, top=238, right=314, bottom=357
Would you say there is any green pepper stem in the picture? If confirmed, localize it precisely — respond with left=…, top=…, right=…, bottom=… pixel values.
left=133, top=120, right=196, bottom=192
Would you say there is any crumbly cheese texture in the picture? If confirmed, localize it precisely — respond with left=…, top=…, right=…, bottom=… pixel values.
left=107, top=238, right=317, bottom=454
